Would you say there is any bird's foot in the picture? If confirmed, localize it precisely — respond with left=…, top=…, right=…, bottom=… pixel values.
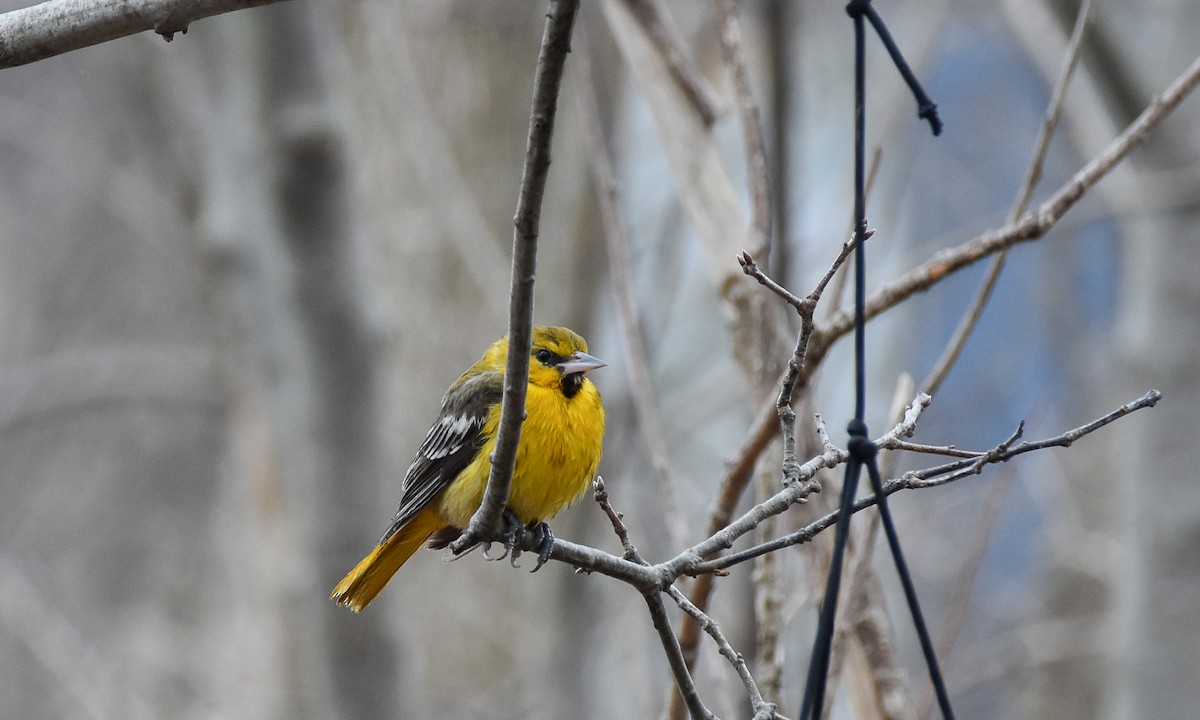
left=528, top=521, right=554, bottom=573
left=502, top=517, right=554, bottom=572
left=482, top=510, right=525, bottom=562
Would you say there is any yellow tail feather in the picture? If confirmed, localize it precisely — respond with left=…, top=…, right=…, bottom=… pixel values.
left=330, top=509, right=444, bottom=612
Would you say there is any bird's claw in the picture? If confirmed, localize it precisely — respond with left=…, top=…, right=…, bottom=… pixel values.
left=500, top=510, right=525, bottom=566
left=528, top=522, right=554, bottom=572
left=494, top=512, right=554, bottom=572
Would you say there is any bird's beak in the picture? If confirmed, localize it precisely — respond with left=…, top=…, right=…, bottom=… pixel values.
left=557, top=351, right=606, bottom=376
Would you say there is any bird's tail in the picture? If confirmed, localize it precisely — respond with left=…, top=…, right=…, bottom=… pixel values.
left=330, top=509, right=443, bottom=612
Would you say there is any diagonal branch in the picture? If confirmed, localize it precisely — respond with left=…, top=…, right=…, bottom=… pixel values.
left=592, top=478, right=718, bottom=720
left=812, top=50, right=1200, bottom=371
left=690, top=390, right=1161, bottom=575
left=920, top=0, right=1092, bottom=397
left=644, top=589, right=718, bottom=720
left=0, top=0, right=289, bottom=67
left=668, top=585, right=781, bottom=720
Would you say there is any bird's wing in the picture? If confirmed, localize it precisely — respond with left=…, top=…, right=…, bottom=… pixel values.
left=378, top=370, right=503, bottom=544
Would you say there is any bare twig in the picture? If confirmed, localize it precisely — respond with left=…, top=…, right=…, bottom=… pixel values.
left=739, top=238, right=858, bottom=486
left=593, top=476, right=646, bottom=565
left=920, top=0, right=1092, bottom=396
left=740, top=252, right=807, bottom=313
left=669, top=245, right=857, bottom=716
left=826, top=148, right=883, bottom=320
left=644, top=589, right=719, bottom=720
left=669, top=585, right=781, bottom=720
left=813, top=52, right=1200, bottom=370
left=671, top=396, right=928, bottom=580
left=453, top=0, right=581, bottom=552
left=881, top=440, right=983, bottom=459
left=690, top=390, right=1161, bottom=575
left=594, top=478, right=725, bottom=720
left=0, top=0, right=288, bottom=67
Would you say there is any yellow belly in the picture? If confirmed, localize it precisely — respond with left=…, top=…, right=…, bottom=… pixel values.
left=434, top=381, right=604, bottom=527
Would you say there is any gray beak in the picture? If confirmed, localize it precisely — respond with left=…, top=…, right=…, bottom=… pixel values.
left=557, top=351, right=606, bottom=376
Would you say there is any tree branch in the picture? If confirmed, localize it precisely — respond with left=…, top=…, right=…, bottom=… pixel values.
left=812, top=51, right=1200, bottom=368
left=668, top=584, right=781, bottom=720
left=0, top=0, right=289, bottom=67
left=644, top=589, right=718, bottom=720
left=920, top=0, right=1092, bottom=397
left=592, top=478, right=717, bottom=720
left=690, top=390, right=1161, bottom=575
left=453, top=0, right=581, bottom=550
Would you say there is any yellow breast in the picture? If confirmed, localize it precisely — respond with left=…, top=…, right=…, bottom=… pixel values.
left=434, top=380, right=604, bottom=528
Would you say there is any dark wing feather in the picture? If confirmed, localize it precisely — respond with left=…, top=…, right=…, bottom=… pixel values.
left=378, top=371, right=502, bottom=543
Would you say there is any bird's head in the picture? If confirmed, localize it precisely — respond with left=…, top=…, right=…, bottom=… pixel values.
left=483, top=326, right=605, bottom=399
left=529, top=326, right=605, bottom=398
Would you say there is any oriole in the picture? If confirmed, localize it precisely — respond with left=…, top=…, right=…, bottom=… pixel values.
left=331, top=326, right=606, bottom=612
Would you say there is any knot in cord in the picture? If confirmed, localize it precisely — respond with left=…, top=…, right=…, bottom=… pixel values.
left=918, top=103, right=944, bottom=136
left=846, top=418, right=877, bottom=462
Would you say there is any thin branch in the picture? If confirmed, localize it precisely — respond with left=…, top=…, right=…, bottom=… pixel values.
left=740, top=252, right=807, bottom=313
left=920, top=0, right=1092, bottom=396
left=544, top=535, right=662, bottom=588
left=826, top=149, right=882, bottom=320
left=454, top=0, right=581, bottom=550
left=0, top=0, right=288, bottom=67
left=592, top=478, right=715, bottom=719
left=668, top=395, right=932, bottom=581
left=669, top=244, right=857, bottom=716
left=575, top=30, right=689, bottom=551
left=739, top=236, right=857, bottom=486
left=691, top=390, right=1161, bottom=575
left=668, top=585, right=781, bottom=720
left=593, top=476, right=646, bottom=565
left=812, top=51, right=1200, bottom=368
left=644, top=589, right=718, bottom=720
left=882, top=440, right=982, bottom=459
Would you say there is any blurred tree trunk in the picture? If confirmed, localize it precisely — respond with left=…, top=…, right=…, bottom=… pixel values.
left=1104, top=1, right=1200, bottom=708
left=1024, top=1, right=1200, bottom=718
left=185, top=5, right=394, bottom=720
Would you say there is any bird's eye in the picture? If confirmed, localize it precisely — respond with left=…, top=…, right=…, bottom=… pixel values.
left=534, top=348, right=555, bottom=365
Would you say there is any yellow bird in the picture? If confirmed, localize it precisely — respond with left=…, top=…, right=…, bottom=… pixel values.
left=331, top=326, right=606, bottom=611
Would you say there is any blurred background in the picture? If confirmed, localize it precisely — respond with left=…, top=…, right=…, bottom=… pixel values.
left=0, top=1, right=1197, bottom=718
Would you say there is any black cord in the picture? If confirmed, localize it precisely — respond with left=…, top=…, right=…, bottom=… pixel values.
left=799, top=2, right=954, bottom=718
left=849, top=0, right=943, bottom=136
left=863, top=447, right=957, bottom=719
left=798, top=438, right=864, bottom=720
